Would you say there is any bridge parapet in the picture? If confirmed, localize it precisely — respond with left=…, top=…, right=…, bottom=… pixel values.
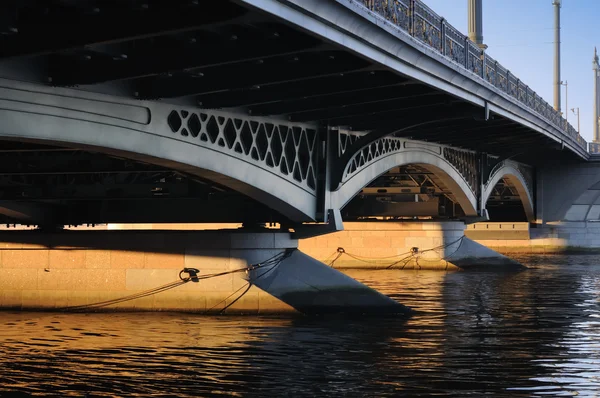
left=342, top=0, right=586, bottom=152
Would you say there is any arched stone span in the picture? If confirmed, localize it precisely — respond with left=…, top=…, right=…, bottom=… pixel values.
left=330, top=150, right=479, bottom=216
left=482, top=162, right=535, bottom=221
left=0, top=79, right=319, bottom=222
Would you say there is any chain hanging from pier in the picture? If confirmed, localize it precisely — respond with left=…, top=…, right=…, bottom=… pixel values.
left=58, top=250, right=293, bottom=313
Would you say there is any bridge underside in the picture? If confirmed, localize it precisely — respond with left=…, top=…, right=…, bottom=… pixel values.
left=0, top=0, right=574, bottom=226
left=0, top=139, right=528, bottom=226
left=0, top=0, right=582, bottom=160
left=343, top=165, right=468, bottom=220
left=342, top=166, right=528, bottom=222
left=0, top=141, right=283, bottom=226
left=485, top=177, right=528, bottom=222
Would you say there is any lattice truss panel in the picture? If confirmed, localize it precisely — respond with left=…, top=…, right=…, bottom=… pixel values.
left=167, top=109, right=318, bottom=193
left=442, top=148, right=478, bottom=196
left=488, top=178, right=521, bottom=201
left=516, top=163, right=534, bottom=194
left=338, top=131, right=479, bottom=196
left=486, top=159, right=534, bottom=202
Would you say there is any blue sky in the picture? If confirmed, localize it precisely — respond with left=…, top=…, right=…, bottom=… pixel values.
left=422, top=0, right=597, bottom=142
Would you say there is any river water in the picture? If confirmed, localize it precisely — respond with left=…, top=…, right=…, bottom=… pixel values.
left=2, top=254, right=600, bottom=397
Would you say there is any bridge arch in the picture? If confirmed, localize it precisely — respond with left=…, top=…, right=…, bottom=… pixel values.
left=482, top=161, right=535, bottom=221
left=0, top=80, right=319, bottom=222
left=330, top=146, right=479, bottom=217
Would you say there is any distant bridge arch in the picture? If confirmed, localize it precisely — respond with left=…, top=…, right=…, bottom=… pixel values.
left=330, top=135, right=479, bottom=217
left=482, top=160, right=535, bottom=221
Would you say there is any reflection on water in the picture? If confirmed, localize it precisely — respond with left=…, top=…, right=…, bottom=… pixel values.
left=2, top=255, right=600, bottom=396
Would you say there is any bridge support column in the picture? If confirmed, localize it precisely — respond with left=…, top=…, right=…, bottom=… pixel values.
left=467, top=221, right=600, bottom=255
left=520, top=162, right=600, bottom=253
left=0, top=229, right=406, bottom=314
left=299, top=221, right=524, bottom=271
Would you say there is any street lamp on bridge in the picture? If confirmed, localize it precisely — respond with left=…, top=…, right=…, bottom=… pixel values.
left=560, top=80, right=568, bottom=126
left=571, top=107, right=580, bottom=133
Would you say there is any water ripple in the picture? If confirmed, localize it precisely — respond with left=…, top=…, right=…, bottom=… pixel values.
left=2, top=255, right=600, bottom=396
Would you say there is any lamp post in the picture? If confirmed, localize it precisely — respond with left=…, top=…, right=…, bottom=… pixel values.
left=571, top=107, right=580, bottom=133
left=560, top=80, right=568, bottom=126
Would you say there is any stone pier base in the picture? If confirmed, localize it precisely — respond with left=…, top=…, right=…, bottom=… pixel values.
left=466, top=222, right=600, bottom=254
left=445, top=237, right=524, bottom=270
left=299, top=221, right=523, bottom=270
left=0, top=229, right=407, bottom=314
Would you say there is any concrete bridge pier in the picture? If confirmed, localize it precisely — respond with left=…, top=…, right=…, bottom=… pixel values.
left=299, top=221, right=524, bottom=271
left=248, top=247, right=407, bottom=314
left=0, top=229, right=407, bottom=315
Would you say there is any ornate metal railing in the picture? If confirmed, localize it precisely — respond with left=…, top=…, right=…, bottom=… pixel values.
left=347, top=0, right=587, bottom=152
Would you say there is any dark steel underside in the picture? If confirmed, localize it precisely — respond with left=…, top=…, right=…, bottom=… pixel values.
left=0, top=0, right=574, bottom=225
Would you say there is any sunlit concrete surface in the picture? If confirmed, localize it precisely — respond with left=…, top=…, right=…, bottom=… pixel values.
left=299, top=222, right=522, bottom=270
left=0, top=229, right=407, bottom=314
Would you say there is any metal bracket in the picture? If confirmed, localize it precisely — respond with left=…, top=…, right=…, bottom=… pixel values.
left=291, top=209, right=344, bottom=239
left=179, top=268, right=200, bottom=282
left=474, top=102, right=491, bottom=121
